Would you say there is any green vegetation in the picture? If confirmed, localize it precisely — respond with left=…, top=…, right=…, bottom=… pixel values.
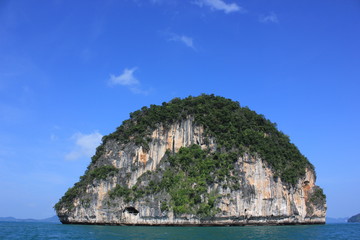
left=103, top=94, right=313, bottom=185
left=109, top=185, right=132, bottom=202
left=86, top=165, right=118, bottom=181
left=54, top=165, right=118, bottom=211
left=90, top=145, right=105, bottom=165
left=109, top=145, right=223, bottom=217
left=306, top=186, right=326, bottom=216
left=161, top=202, right=169, bottom=212
left=309, top=186, right=326, bottom=206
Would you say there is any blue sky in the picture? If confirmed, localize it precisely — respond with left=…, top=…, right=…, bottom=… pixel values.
left=0, top=0, right=359, bottom=219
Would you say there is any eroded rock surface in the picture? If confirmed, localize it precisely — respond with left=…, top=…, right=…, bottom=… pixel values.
left=56, top=118, right=326, bottom=225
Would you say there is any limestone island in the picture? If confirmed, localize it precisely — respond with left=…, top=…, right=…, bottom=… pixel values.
left=55, top=94, right=326, bottom=226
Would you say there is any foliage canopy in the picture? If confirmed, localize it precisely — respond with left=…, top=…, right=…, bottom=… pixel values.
left=103, top=94, right=313, bottom=185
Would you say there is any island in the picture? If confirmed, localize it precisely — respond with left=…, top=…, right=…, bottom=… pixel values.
left=348, top=213, right=360, bottom=223
left=55, top=94, right=326, bottom=226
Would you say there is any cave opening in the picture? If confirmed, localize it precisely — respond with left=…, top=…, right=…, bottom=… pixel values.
left=123, top=206, right=139, bottom=215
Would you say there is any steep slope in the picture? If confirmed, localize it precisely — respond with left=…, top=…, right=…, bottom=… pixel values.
left=55, top=94, right=326, bottom=225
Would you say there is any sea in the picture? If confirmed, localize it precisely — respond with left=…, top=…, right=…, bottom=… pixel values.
left=0, top=222, right=359, bottom=240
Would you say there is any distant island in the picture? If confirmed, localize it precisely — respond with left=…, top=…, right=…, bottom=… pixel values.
left=0, top=216, right=60, bottom=223
left=326, top=217, right=348, bottom=224
left=348, top=213, right=360, bottom=223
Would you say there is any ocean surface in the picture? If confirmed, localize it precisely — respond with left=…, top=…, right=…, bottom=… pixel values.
left=0, top=222, right=359, bottom=240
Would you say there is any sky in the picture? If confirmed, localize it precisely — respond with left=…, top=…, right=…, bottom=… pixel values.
left=0, top=0, right=359, bottom=219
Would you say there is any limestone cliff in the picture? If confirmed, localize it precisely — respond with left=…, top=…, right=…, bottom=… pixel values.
left=55, top=95, right=326, bottom=225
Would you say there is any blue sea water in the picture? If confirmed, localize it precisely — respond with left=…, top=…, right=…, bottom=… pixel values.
left=0, top=222, right=359, bottom=240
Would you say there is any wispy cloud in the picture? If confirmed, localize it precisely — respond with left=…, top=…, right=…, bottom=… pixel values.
left=108, top=67, right=151, bottom=95
left=259, top=12, right=279, bottom=24
left=195, top=0, right=243, bottom=14
left=169, top=34, right=195, bottom=49
left=109, top=67, right=139, bottom=86
left=65, top=131, right=103, bottom=160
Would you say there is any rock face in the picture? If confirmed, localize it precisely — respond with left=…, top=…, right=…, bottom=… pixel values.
left=55, top=95, right=326, bottom=225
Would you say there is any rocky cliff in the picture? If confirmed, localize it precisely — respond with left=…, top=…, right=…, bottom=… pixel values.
left=55, top=95, right=326, bottom=225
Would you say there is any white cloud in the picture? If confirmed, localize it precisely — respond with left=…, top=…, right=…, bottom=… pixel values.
left=65, top=131, right=103, bottom=160
left=259, top=12, right=279, bottom=23
left=195, top=0, right=243, bottom=14
left=109, top=67, right=139, bottom=86
left=108, top=67, right=151, bottom=95
left=169, top=34, right=195, bottom=49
